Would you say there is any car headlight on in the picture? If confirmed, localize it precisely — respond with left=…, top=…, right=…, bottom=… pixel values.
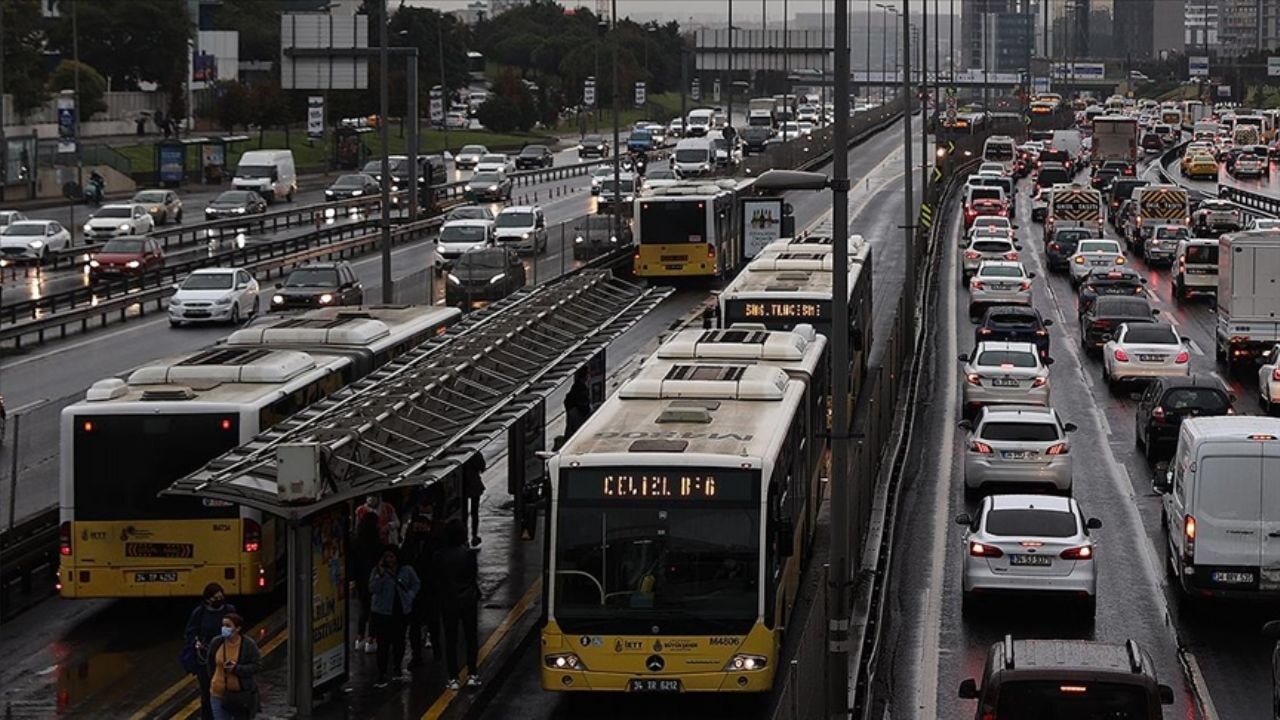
left=88, top=259, right=100, bottom=268
left=319, top=293, right=334, bottom=304
left=447, top=273, right=461, bottom=286
left=465, top=185, right=473, bottom=191
left=521, top=232, right=531, bottom=240
left=126, top=260, right=141, bottom=268
left=724, top=654, right=768, bottom=672
left=351, top=190, right=362, bottom=197
left=488, top=272, right=506, bottom=285
left=272, top=294, right=285, bottom=305
left=28, top=240, right=43, bottom=249
left=119, top=224, right=132, bottom=231
left=325, top=190, right=334, bottom=197
left=574, top=236, right=584, bottom=244
left=214, top=296, right=233, bottom=305
left=610, top=235, right=618, bottom=243
left=232, top=207, right=246, bottom=214
left=544, top=653, right=586, bottom=670
left=488, top=185, right=499, bottom=191
left=150, top=206, right=160, bottom=213
left=83, top=224, right=93, bottom=233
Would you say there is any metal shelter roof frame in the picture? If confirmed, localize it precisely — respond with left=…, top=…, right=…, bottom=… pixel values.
left=164, top=271, right=672, bottom=520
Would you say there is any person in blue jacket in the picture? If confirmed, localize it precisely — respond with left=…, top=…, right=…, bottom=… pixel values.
left=368, top=545, right=421, bottom=687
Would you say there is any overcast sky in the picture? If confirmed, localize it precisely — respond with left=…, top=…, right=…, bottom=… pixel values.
left=405, top=0, right=938, bottom=24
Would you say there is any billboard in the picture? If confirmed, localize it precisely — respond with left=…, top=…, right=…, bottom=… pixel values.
left=311, top=505, right=348, bottom=689
left=1189, top=56, right=1210, bottom=77
left=281, top=13, right=369, bottom=90
left=742, top=198, right=785, bottom=258
left=1050, top=62, right=1105, bottom=80
left=1269, top=57, right=1280, bottom=77
left=307, top=96, right=324, bottom=138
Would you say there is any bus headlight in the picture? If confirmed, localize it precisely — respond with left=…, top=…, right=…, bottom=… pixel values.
left=724, top=654, right=768, bottom=671
left=545, top=653, right=586, bottom=670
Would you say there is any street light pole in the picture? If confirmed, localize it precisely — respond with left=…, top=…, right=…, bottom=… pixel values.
left=880, top=4, right=889, bottom=103
left=867, top=0, right=873, bottom=104
left=378, top=0, right=393, bottom=303
left=610, top=0, right=621, bottom=244
left=438, top=19, right=449, bottom=155
left=727, top=0, right=734, bottom=127
left=902, top=0, right=915, bottom=302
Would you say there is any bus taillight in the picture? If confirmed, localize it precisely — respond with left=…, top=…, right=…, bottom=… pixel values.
left=243, top=519, right=262, bottom=553
left=59, top=522, right=72, bottom=556
left=707, top=243, right=716, bottom=259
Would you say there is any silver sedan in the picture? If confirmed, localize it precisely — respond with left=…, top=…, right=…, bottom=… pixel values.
left=968, top=261, right=1034, bottom=319
left=1068, top=238, right=1127, bottom=284
left=956, top=493, right=1100, bottom=617
left=1101, top=322, right=1190, bottom=390
left=961, top=237, right=1020, bottom=281
left=960, top=405, right=1076, bottom=496
left=959, top=341, right=1052, bottom=416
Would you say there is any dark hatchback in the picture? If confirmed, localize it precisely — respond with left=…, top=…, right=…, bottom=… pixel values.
left=1090, top=166, right=1119, bottom=190
left=324, top=173, right=381, bottom=201
left=270, top=261, right=364, bottom=311
left=204, top=190, right=268, bottom=220
left=1077, top=267, right=1147, bottom=318
left=572, top=215, right=633, bottom=261
left=1134, top=375, right=1234, bottom=461
left=740, top=126, right=773, bottom=154
left=1080, top=296, right=1158, bottom=352
left=973, top=306, right=1054, bottom=358
left=445, top=246, right=526, bottom=308
left=1045, top=227, right=1094, bottom=270
left=579, top=135, right=609, bottom=158
left=1033, top=162, right=1072, bottom=193
left=515, top=145, right=554, bottom=170
left=1107, top=178, right=1149, bottom=222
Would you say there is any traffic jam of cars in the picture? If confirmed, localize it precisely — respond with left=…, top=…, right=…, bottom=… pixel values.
left=951, top=102, right=1280, bottom=717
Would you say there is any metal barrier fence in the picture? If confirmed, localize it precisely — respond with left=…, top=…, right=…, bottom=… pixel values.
left=1217, top=184, right=1280, bottom=219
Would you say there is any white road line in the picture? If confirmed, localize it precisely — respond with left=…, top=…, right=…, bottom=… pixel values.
left=1185, top=653, right=1223, bottom=720
left=1187, top=339, right=1205, bottom=356
left=915, top=199, right=957, bottom=720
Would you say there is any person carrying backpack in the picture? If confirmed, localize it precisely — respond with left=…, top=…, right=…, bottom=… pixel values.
left=183, top=583, right=236, bottom=720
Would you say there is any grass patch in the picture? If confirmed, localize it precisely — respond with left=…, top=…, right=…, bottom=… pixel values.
left=556, top=91, right=687, bottom=134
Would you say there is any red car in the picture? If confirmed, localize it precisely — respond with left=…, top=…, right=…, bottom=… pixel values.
left=88, top=236, right=164, bottom=279
left=963, top=198, right=1009, bottom=229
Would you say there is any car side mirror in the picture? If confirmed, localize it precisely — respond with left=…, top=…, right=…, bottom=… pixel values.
left=1027, top=271, right=1037, bottom=278
left=954, top=513, right=972, bottom=527
left=1086, top=517, right=1103, bottom=530
left=958, top=679, right=980, bottom=700
left=957, top=353, right=969, bottom=363
left=1012, top=224, right=1021, bottom=229
left=1063, top=422, right=1078, bottom=433
left=1152, top=308, right=1161, bottom=317
left=957, top=419, right=973, bottom=431
left=1263, top=620, right=1280, bottom=638
left=1042, top=318, right=1054, bottom=327
left=1181, top=336, right=1192, bottom=344
left=275, top=282, right=283, bottom=289
left=1158, top=685, right=1174, bottom=705
left=1044, top=357, right=1055, bottom=365
left=1101, top=333, right=1113, bottom=342
left=1229, top=392, right=1238, bottom=403
left=1153, top=470, right=1173, bottom=494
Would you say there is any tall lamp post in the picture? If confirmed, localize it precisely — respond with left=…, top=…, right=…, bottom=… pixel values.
left=877, top=4, right=895, bottom=104
left=610, top=0, right=622, bottom=246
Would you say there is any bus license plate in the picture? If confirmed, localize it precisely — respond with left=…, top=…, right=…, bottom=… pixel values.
left=629, top=679, right=681, bottom=693
left=135, top=571, right=179, bottom=583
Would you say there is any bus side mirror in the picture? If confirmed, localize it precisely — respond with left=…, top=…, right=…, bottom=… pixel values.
left=958, top=679, right=980, bottom=700
left=776, top=518, right=794, bottom=558
left=1158, top=685, right=1174, bottom=705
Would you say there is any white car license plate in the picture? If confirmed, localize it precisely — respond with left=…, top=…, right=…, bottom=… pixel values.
left=1138, top=354, right=1166, bottom=362
left=1211, top=571, right=1255, bottom=585
left=1002, top=451, right=1031, bottom=460
left=1009, top=555, right=1052, bottom=566
left=134, top=571, right=179, bottom=583
left=1090, top=260, right=1110, bottom=266
left=992, top=378, right=1020, bottom=387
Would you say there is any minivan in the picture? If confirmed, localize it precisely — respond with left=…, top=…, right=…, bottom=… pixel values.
left=233, top=149, right=297, bottom=203
left=1155, top=416, right=1280, bottom=601
left=672, top=138, right=714, bottom=176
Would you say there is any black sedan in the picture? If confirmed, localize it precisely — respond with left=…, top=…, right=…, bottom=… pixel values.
left=1077, top=267, right=1147, bottom=318
left=515, top=145, right=554, bottom=170
left=1045, top=227, right=1093, bottom=271
left=1134, top=375, right=1233, bottom=461
left=578, top=135, right=609, bottom=159
left=740, top=126, right=774, bottom=155
left=445, top=246, right=526, bottom=308
left=572, top=215, right=633, bottom=261
left=1090, top=167, right=1119, bottom=190
left=973, top=305, right=1053, bottom=359
left=464, top=171, right=513, bottom=202
left=204, top=190, right=268, bottom=220
left=324, top=173, right=381, bottom=201
left=270, top=261, right=364, bottom=311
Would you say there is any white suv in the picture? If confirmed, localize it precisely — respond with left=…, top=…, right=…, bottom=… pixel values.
left=83, top=203, right=154, bottom=240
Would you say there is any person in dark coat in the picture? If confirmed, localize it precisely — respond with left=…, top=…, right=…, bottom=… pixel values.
left=564, top=368, right=592, bottom=436
left=351, top=510, right=382, bottom=653
left=368, top=546, right=420, bottom=687
left=432, top=520, right=481, bottom=690
left=401, top=499, right=442, bottom=667
left=206, top=613, right=261, bottom=720
left=462, top=453, right=486, bottom=547
left=185, top=583, right=237, bottom=720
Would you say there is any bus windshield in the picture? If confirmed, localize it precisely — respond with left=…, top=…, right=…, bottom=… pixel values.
left=985, top=143, right=1015, bottom=161
left=73, top=414, right=241, bottom=520
left=553, top=468, right=760, bottom=634
left=639, top=200, right=708, bottom=244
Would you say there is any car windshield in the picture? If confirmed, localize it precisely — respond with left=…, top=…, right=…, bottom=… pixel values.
left=647, top=169, right=676, bottom=180
left=285, top=268, right=339, bottom=287
left=1078, top=241, right=1119, bottom=253
left=135, top=191, right=167, bottom=202
left=979, top=266, right=1024, bottom=278
left=972, top=240, right=1012, bottom=252
left=629, top=131, right=651, bottom=140
left=976, top=350, right=1037, bottom=368
left=182, top=273, right=235, bottom=290
left=994, top=681, right=1149, bottom=718
left=985, top=509, right=1077, bottom=536
left=520, top=146, right=547, bottom=156
left=1124, top=324, right=1178, bottom=344
left=481, top=155, right=507, bottom=164
left=988, top=313, right=1035, bottom=328
left=1056, top=229, right=1092, bottom=242
left=238, top=165, right=275, bottom=179
left=447, top=207, right=489, bottom=221
left=601, top=179, right=635, bottom=193
left=1037, top=168, right=1071, bottom=184
left=440, top=225, right=488, bottom=243
left=95, top=207, right=132, bottom=219
left=101, top=239, right=145, bottom=253
left=980, top=421, right=1060, bottom=442
left=216, top=192, right=254, bottom=204
left=3, top=224, right=44, bottom=236
left=333, top=175, right=366, bottom=187
left=1155, top=227, right=1188, bottom=239
left=471, top=172, right=502, bottom=184
left=1163, top=388, right=1230, bottom=412
left=583, top=136, right=604, bottom=144
left=970, top=189, right=1002, bottom=201
left=496, top=212, right=534, bottom=228
left=973, top=219, right=1008, bottom=229
left=460, top=145, right=486, bottom=154
left=457, top=251, right=507, bottom=270
left=675, top=148, right=708, bottom=162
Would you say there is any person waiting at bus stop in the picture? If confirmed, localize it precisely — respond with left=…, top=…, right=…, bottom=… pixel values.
left=433, top=519, right=482, bottom=690
left=564, top=368, right=592, bottom=437
left=402, top=497, right=443, bottom=668
left=368, top=546, right=420, bottom=688
left=184, top=583, right=237, bottom=720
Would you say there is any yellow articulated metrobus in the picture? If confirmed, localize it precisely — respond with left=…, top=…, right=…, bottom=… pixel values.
left=542, top=355, right=824, bottom=693
left=58, top=305, right=459, bottom=599
left=632, top=179, right=755, bottom=281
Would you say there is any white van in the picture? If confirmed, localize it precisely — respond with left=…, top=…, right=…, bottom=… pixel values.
left=232, top=150, right=297, bottom=203
left=685, top=109, right=715, bottom=137
left=1157, top=416, right=1280, bottom=600
left=672, top=138, right=713, bottom=177
left=1172, top=237, right=1219, bottom=300
left=981, top=135, right=1017, bottom=174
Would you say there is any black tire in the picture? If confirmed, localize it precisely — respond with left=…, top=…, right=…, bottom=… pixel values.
left=169, top=319, right=182, bottom=328
left=176, top=210, right=183, bottom=224
left=230, top=304, right=240, bottom=325
left=1143, top=432, right=1158, bottom=464
left=251, top=296, right=260, bottom=318
left=961, top=592, right=978, bottom=619
left=963, top=483, right=982, bottom=503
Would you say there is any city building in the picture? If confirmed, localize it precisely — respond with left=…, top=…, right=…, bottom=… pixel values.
left=1217, top=0, right=1258, bottom=55
left=983, top=12, right=1036, bottom=72
left=1185, top=1, right=1220, bottom=53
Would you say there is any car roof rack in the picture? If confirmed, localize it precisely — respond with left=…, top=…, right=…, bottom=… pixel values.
left=1003, top=634, right=1016, bottom=669
left=1125, top=639, right=1143, bottom=673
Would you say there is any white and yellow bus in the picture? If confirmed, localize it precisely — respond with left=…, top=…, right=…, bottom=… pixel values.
left=542, top=359, right=822, bottom=693
left=58, top=305, right=459, bottom=599
left=633, top=179, right=754, bottom=281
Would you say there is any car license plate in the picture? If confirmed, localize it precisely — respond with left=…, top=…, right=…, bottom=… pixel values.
left=665, top=264, right=683, bottom=271
left=1090, top=260, right=1110, bottom=266
left=134, top=571, right=179, bottom=583
left=1211, top=571, right=1255, bottom=585
left=1138, top=354, right=1166, bottom=362
left=1009, top=555, right=1052, bottom=566
left=629, top=679, right=681, bottom=693
left=992, top=378, right=1020, bottom=387
left=1002, top=451, right=1031, bottom=460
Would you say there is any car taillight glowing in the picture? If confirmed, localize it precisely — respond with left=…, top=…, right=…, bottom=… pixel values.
left=997, top=209, right=1008, bottom=217
left=972, top=280, right=985, bottom=290
left=707, top=243, right=716, bottom=258
left=1115, top=256, right=1126, bottom=264
left=1272, top=367, right=1280, bottom=381
left=1074, top=256, right=1085, bottom=264
left=1031, top=377, right=1048, bottom=388
left=1060, top=545, right=1094, bottom=560
left=1152, top=406, right=1166, bottom=422
left=966, top=373, right=982, bottom=386
left=1113, top=348, right=1130, bottom=362
left=1019, top=281, right=1031, bottom=291
left=1004, top=252, right=1020, bottom=260
left=979, top=327, right=993, bottom=335
left=59, top=522, right=72, bottom=557
left=1048, top=242, right=1060, bottom=251
left=969, top=541, right=1003, bottom=557
left=1046, top=442, right=1069, bottom=455
left=964, top=250, right=981, bottom=259
left=243, top=518, right=262, bottom=553
left=1175, top=350, right=1190, bottom=364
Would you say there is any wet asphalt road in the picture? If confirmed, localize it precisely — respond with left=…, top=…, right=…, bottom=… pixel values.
left=877, top=154, right=1275, bottom=720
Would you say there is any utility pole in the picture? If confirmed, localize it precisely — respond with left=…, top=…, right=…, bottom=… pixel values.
left=378, top=0, right=393, bottom=303
left=902, top=0, right=915, bottom=304
left=919, top=17, right=928, bottom=207
left=72, top=0, right=82, bottom=237
left=610, top=0, right=621, bottom=244
left=867, top=0, right=873, bottom=105
left=827, top=0, right=853, bottom=712
left=728, top=0, right=734, bottom=127
left=438, top=19, right=449, bottom=155
left=0, top=2, right=7, bottom=203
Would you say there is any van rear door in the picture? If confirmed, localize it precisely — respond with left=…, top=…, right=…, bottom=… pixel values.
left=1194, top=448, right=1263, bottom=590
left=1261, top=451, right=1280, bottom=590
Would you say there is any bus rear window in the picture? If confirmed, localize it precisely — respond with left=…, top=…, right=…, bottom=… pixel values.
left=639, top=201, right=708, bottom=244
left=73, top=414, right=241, bottom=521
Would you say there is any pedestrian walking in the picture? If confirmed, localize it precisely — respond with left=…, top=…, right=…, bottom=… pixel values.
left=564, top=368, right=592, bottom=437
left=351, top=509, right=381, bottom=654
left=368, top=546, right=420, bottom=688
left=401, top=499, right=442, bottom=667
left=206, top=613, right=260, bottom=720
left=184, top=583, right=237, bottom=720
left=463, top=454, right=485, bottom=547
left=356, top=494, right=402, bottom=546
left=433, top=520, right=481, bottom=690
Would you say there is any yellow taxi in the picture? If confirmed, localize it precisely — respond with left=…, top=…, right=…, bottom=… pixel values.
left=1181, top=152, right=1219, bottom=180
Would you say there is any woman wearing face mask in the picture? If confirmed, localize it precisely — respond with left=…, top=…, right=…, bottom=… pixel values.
left=206, top=613, right=260, bottom=720
left=184, top=583, right=237, bottom=720
left=368, top=546, right=420, bottom=687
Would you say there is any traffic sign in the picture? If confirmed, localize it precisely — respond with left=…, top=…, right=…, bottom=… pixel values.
left=931, top=166, right=943, bottom=182
left=429, top=86, right=444, bottom=124
left=584, top=78, right=596, bottom=107
left=634, top=81, right=646, bottom=108
left=1269, top=57, right=1280, bottom=77
left=919, top=202, right=933, bottom=229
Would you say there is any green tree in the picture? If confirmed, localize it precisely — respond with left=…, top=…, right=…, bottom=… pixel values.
left=211, top=80, right=252, bottom=133
left=46, top=0, right=192, bottom=93
left=476, top=94, right=520, bottom=133
left=49, top=59, right=108, bottom=119
left=248, top=83, right=287, bottom=146
left=211, top=0, right=280, bottom=63
left=2, top=0, right=51, bottom=118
